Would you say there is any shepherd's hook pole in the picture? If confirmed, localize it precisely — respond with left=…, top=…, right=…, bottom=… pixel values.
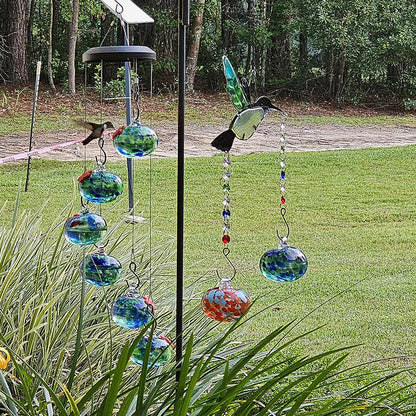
left=176, top=0, right=189, bottom=383
left=25, top=61, right=42, bottom=192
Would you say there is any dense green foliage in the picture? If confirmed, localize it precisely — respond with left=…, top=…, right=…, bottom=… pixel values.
left=2, top=0, right=416, bottom=104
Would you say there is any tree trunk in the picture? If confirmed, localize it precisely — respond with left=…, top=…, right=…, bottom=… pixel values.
left=68, top=0, right=79, bottom=95
left=299, top=32, right=308, bottom=71
left=47, top=0, right=56, bottom=94
left=8, top=0, right=28, bottom=83
left=186, top=0, right=205, bottom=93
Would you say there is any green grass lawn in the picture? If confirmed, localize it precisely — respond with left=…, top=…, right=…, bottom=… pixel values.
left=1, top=145, right=416, bottom=372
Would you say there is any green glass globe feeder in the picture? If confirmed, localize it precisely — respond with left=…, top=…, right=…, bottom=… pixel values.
left=64, top=211, right=107, bottom=246
left=111, top=287, right=155, bottom=329
left=81, top=250, right=122, bottom=286
left=260, top=237, right=308, bottom=282
left=114, top=120, right=158, bottom=157
left=131, top=335, right=173, bottom=367
left=78, top=165, right=123, bottom=204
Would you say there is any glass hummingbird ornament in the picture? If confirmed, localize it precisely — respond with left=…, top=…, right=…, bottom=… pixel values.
left=81, top=249, right=122, bottom=286
left=212, top=56, right=286, bottom=152
left=131, top=335, right=173, bottom=367
left=64, top=209, right=107, bottom=246
left=78, top=164, right=123, bottom=204
left=111, top=287, right=155, bottom=329
left=113, top=120, right=158, bottom=157
left=201, top=276, right=251, bottom=322
left=260, top=236, right=308, bottom=282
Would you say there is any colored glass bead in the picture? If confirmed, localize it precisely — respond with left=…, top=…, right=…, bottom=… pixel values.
left=78, top=168, right=123, bottom=204
left=201, top=277, right=251, bottom=321
left=131, top=335, right=173, bottom=367
left=222, top=209, right=231, bottom=219
left=222, top=234, right=230, bottom=244
left=114, top=120, right=158, bottom=157
left=281, top=196, right=286, bottom=204
left=223, top=183, right=230, bottom=192
left=281, top=171, right=285, bottom=180
left=112, top=288, right=155, bottom=329
left=81, top=252, right=122, bottom=286
left=64, top=212, right=107, bottom=246
left=260, top=242, right=308, bottom=282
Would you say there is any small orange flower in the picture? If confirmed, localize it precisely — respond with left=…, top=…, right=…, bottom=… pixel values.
left=0, top=348, right=10, bottom=370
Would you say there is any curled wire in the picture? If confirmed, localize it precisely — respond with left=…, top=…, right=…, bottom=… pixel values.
left=94, top=240, right=109, bottom=252
left=95, top=137, right=107, bottom=165
left=114, top=0, right=124, bottom=15
left=276, top=207, right=290, bottom=242
left=129, top=261, right=141, bottom=289
left=216, top=247, right=237, bottom=281
left=80, top=196, right=88, bottom=210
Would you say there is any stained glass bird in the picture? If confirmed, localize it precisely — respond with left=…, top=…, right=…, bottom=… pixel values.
left=77, top=120, right=114, bottom=145
left=211, top=56, right=286, bottom=152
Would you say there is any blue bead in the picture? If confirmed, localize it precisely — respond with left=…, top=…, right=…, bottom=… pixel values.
left=281, top=171, right=285, bottom=180
left=222, top=209, right=231, bottom=219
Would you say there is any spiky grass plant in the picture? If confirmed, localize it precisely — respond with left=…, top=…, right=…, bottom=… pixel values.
left=0, top=201, right=415, bottom=415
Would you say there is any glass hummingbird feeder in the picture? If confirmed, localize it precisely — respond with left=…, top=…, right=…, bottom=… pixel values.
left=131, top=335, right=173, bottom=367
left=78, top=164, right=123, bottom=204
left=81, top=248, right=122, bottom=286
left=64, top=210, right=107, bottom=246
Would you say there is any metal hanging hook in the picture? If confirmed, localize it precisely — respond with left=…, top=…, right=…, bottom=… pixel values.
left=95, top=137, right=107, bottom=166
left=216, top=247, right=237, bottom=281
left=94, top=240, right=109, bottom=252
left=80, top=196, right=88, bottom=210
left=129, top=261, right=141, bottom=289
left=276, top=207, right=290, bottom=243
left=114, top=0, right=124, bottom=15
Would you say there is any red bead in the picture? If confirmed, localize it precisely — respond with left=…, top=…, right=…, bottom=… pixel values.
left=281, top=196, right=286, bottom=204
left=222, top=235, right=230, bottom=244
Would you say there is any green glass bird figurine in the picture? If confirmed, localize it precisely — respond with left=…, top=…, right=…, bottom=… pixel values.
left=212, top=56, right=286, bottom=152
left=77, top=120, right=114, bottom=145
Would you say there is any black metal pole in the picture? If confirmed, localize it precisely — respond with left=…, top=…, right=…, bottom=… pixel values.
left=176, top=0, right=189, bottom=381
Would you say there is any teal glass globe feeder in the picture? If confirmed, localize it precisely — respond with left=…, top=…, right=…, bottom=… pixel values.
left=81, top=251, right=122, bottom=286
left=64, top=211, right=107, bottom=246
left=131, top=335, right=173, bottom=367
left=111, top=287, right=155, bottom=329
left=260, top=237, right=308, bottom=282
left=78, top=165, right=123, bottom=204
left=114, top=120, right=158, bottom=157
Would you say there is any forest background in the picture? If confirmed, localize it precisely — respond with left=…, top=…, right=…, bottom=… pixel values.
left=1, top=0, right=416, bottom=108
